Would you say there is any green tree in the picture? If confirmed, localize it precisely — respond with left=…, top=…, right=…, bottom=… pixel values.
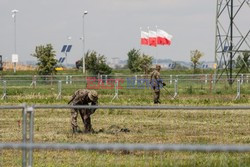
left=140, top=54, right=153, bottom=74
left=236, top=51, right=250, bottom=73
left=31, top=44, right=58, bottom=75
left=190, top=50, right=203, bottom=73
left=127, top=49, right=153, bottom=74
left=127, top=49, right=141, bottom=73
left=77, top=50, right=112, bottom=75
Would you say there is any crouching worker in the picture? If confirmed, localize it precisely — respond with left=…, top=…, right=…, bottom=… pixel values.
left=68, top=89, right=98, bottom=133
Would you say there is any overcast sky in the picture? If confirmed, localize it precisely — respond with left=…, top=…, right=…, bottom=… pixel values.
left=1, top=0, right=219, bottom=64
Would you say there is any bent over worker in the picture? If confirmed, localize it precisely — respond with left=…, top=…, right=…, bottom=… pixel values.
left=150, top=65, right=166, bottom=104
left=68, top=89, right=98, bottom=133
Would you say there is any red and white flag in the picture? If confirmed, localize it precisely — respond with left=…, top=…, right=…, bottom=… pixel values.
left=157, top=29, right=173, bottom=45
left=140, top=31, right=149, bottom=45
left=148, top=30, right=157, bottom=47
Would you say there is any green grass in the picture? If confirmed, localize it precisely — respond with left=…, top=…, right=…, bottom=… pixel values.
left=1, top=105, right=250, bottom=166
left=0, top=69, right=250, bottom=166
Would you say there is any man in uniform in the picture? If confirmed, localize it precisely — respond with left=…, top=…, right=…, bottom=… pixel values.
left=150, top=65, right=166, bottom=104
left=68, top=89, right=98, bottom=133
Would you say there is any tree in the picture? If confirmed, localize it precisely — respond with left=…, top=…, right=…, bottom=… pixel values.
left=127, top=49, right=141, bottom=73
left=190, top=50, right=203, bottom=73
left=140, top=54, right=153, bottom=74
left=31, top=44, right=58, bottom=75
left=236, top=51, right=250, bottom=73
left=76, top=50, right=112, bottom=75
left=127, top=49, right=153, bottom=74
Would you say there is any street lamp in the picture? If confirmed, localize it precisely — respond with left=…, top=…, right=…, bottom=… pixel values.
left=11, top=9, right=19, bottom=73
left=82, top=10, right=88, bottom=74
left=66, top=36, right=72, bottom=66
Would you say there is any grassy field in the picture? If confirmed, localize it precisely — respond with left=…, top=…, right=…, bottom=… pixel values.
left=0, top=70, right=250, bottom=166
left=1, top=98, right=250, bottom=166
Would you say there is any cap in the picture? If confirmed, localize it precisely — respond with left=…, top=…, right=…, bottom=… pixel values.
left=88, top=90, right=98, bottom=102
left=156, top=64, right=161, bottom=70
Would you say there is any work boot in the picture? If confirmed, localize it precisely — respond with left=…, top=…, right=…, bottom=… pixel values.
left=72, top=126, right=82, bottom=133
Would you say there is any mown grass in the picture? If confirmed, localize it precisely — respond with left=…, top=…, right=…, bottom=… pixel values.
left=0, top=74, right=250, bottom=166
left=1, top=104, right=250, bottom=166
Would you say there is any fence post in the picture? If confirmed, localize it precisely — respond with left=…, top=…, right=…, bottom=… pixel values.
left=240, top=74, right=244, bottom=84
left=247, top=75, right=249, bottom=84
left=30, top=75, right=37, bottom=88
left=70, top=76, right=72, bottom=84
left=100, top=75, right=103, bottom=85
left=235, top=79, right=241, bottom=100
left=66, top=76, right=68, bottom=84
left=1, top=80, right=7, bottom=100
left=135, top=75, right=137, bottom=86
left=173, top=79, right=178, bottom=99
left=22, top=104, right=34, bottom=167
left=111, top=80, right=119, bottom=102
left=22, top=105, right=28, bottom=167
left=56, top=80, right=62, bottom=100
left=205, top=74, right=208, bottom=84
left=170, top=75, right=172, bottom=84
left=105, top=75, right=108, bottom=85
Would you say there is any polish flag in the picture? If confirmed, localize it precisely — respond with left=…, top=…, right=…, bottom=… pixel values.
left=157, top=29, right=173, bottom=45
left=148, top=30, right=157, bottom=47
left=141, top=31, right=149, bottom=45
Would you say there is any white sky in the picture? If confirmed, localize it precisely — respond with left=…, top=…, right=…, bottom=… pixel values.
left=0, top=0, right=241, bottom=64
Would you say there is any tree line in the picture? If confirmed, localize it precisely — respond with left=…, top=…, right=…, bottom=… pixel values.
left=31, top=44, right=250, bottom=76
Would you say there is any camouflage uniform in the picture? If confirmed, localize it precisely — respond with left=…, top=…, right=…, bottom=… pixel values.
left=150, top=65, right=164, bottom=104
left=68, top=89, right=98, bottom=133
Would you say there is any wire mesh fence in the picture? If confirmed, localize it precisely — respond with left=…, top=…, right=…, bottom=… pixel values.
left=1, top=74, right=250, bottom=102
left=0, top=105, right=250, bottom=166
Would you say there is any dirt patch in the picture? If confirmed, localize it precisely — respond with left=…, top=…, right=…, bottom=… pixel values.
left=97, top=125, right=131, bottom=134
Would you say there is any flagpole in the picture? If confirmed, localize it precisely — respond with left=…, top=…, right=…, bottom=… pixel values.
left=155, top=25, right=159, bottom=64
left=139, top=27, right=142, bottom=51
left=148, top=26, right=153, bottom=63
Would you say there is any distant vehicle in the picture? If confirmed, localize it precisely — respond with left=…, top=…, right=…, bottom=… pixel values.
left=0, top=55, right=3, bottom=71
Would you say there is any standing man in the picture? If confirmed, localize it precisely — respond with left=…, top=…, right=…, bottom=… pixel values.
left=150, top=65, right=166, bottom=104
left=68, top=89, right=98, bottom=133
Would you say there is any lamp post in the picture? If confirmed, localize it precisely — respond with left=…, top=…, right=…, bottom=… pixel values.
left=82, top=10, right=88, bottom=74
left=66, top=36, right=72, bottom=67
left=11, top=9, right=19, bottom=73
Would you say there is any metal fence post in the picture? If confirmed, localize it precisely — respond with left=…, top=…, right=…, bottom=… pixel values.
left=173, top=79, right=178, bottom=99
left=240, top=74, right=244, bottom=84
left=205, top=74, right=208, bottom=84
left=70, top=76, right=72, bottom=84
left=111, top=80, right=119, bottom=102
left=105, top=75, right=108, bottom=85
left=56, top=80, right=62, bottom=100
left=22, top=105, right=28, bottom=167
left=22, top=105, right=34, bottom=167
left=135, top=75, right=137, bottom=86
left=1, top=80, right=7, bottom=100
left=30, top=75, right=37, bottom=88
left=100, top=75, right=103, bottom=85
left=66, top=76, right=68, bottom=84
left=28, top=106, right=34, bottom=167
left=235, top=79, right=241, bottom=100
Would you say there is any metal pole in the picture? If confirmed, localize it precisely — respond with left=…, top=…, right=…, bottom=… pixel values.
left=28, top=106, right=34, bottom=167
left=12, top=10, right=18, bottom=73
left=82, top=11, right=88, bottom=74
left=1, top=80, right=7, bottom=100
left=57, top=80, right=62, bottom=100
left=229, top=0, right=233, bottom=85
left=22, top=105, right=27, bottom=167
